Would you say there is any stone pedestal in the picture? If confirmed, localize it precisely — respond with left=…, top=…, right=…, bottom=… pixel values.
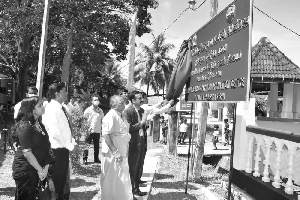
left=233, top=98, right=256, bottom=170
left=282, top=83, right=295, bottom=118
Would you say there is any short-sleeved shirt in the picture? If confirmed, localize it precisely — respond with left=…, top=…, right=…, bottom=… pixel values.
left=213, top=130, right=219, bottom=137
left=84, top=105, right=104, bottom=133
left=12, top=120, right=53, bottom=179
left=179, top=123, right=188, bottom=133
left=101, top=109, right=129, bottom=153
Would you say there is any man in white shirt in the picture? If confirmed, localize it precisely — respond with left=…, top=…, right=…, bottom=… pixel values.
left=83, top=95, right=104, bottom=163
left=14, top=86, right=38, bottom=119
left=42, top=82, right=75, bottom=200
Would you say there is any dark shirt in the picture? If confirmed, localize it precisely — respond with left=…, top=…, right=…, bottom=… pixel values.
left=123, top=105, right=146, bottom=148
left=12, top=120, right=54, bottom=179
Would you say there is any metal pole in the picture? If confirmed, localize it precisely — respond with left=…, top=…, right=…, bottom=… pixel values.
left=227, top=103, right=237, bottom=200
left=127, top=9, right=138, bottom=92
left=36, top=0, right=50, bottom=97
left=185, top=102, right=194, bottom=194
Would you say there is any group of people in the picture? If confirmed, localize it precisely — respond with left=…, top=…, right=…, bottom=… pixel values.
left=11, top=82, right=173, bottom=200
left=101, top=90, right=173, bottom=200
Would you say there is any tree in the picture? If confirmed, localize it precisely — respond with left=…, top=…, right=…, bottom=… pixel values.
left=192, top=102, right=209, bottom=177
left=134, top=34, right=174, bottom=95
left=168, top=110, right=178, bottom=155
left=0, top=0, right=44, bottom=99
left=0, top=0, right=158, bottom=100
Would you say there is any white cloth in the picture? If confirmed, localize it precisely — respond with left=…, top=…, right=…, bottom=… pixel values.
left=14, top=101, right=22, bottom=119
left=142, top=102, right=172, bottom=121
left=42, top=99, right=75, bottom=151
left=101, top=109, right=132, bottom=200
left=84, top=105, right=104, bottom=133
left=179, top=123, right=188, bottom=132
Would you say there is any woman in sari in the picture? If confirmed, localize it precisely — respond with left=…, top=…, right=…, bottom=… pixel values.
left=12, top=97, right=55, bottom=200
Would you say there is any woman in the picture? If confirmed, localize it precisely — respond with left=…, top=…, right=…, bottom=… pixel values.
left=12, top=97, right=55, bottom=200
left=101, top=95, right=133, bottom=200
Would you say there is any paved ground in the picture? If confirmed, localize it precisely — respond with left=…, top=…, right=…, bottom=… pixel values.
left=136, top=142, right=164, bottom=200
left=177, top=141, right=231, bottom=156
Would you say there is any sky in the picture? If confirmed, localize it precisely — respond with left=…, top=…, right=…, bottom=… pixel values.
left=120, top=0, right=300, bottom=80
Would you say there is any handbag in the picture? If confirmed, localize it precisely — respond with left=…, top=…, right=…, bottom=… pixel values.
left=38, top=179, right=56, bottom=200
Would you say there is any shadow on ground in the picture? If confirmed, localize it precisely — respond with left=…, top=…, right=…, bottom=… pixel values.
left=154, top=173, right=174, bottom=180
left=203, top=155, right=222, bottom=166
left=152, top=181, right=198, bottom=190
left=0, top=150, right=6, bottom=169
left=148, top=191, right=197, bottom=200
left=70, top=190, right=98, bottom=200
left=71, top=177, right=96, bottom=188
left=0, top=186, right=15, bottom=197
left=73, top=164, right=101, bottom=177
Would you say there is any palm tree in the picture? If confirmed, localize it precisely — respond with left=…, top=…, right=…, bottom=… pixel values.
left=134, top=34, right=175, bottom=96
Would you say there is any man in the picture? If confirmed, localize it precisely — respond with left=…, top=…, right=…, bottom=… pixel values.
left=123, top=91, right=147, bottom=197
left=120, top=89, right=131, bottom=109
left=42, top=82, right=76, bottom=200
left=179, top=118, right=188, bottom=144
left=83, top=95, right=104, bottom=163
left=14, top=86, right=38, bottom=119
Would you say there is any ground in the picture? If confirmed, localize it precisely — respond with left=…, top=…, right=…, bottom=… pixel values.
left=0, top=146, right=101, bottom=200
left=0, top=134, right=228, bottom=200
left=148, top=142, right=229, bottom=200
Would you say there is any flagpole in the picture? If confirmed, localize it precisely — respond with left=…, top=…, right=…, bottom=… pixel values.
left=185, top=101, right=194, bottom=194
left=228, top=103, right=237, bottom=200
left=36, top=0, right=50, bottom=97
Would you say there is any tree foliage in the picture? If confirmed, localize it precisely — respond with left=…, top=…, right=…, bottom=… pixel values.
left=0, top=0, right=158, bottom=100
left=134, top=34, right=174, bottom=95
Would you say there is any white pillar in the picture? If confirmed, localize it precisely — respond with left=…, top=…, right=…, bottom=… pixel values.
left=262, top=138, right=272, bottom=182
left=281, top=83, right=295, bottom=119
left=272, top=140, right=283, bottom=188
left=268, top=83, right=278, bottom=117
left=293, top=84, right=300, bottom=119
left=245, top=134, right=254, bottom=173
left=284, top=143, right=297, bottom=195
left=253, top=137, right=261, bottom=177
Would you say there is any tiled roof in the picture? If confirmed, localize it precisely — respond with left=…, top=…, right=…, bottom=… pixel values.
left=251, top=37, right=300, bottom=81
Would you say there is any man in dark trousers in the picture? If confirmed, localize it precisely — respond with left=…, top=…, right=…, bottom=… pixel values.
left=42, top=82, right=76, bottom=200
left=124, top=90, right=147, bottom=197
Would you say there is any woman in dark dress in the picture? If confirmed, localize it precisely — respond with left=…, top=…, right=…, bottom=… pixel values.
left=12, top=97, right=55, bottom=200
